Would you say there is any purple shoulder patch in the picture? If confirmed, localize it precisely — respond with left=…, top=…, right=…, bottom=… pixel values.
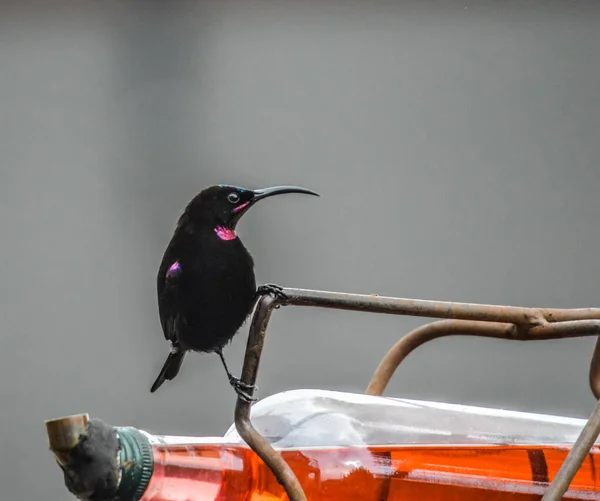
left=166, top=261, right=181, bottom=278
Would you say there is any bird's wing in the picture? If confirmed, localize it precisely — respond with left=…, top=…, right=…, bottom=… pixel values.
left=157, top=258, right=184, bottom=342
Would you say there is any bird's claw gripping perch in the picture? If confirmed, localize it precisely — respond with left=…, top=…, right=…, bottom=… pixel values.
left=229, top=376, right=258, bottom=403
left=256, top=283, right=289, bottom=302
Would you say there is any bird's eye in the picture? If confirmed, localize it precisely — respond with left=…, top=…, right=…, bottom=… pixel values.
left=227, top=192, right=240, bottom=204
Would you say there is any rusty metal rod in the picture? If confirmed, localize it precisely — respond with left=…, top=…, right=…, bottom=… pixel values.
left=235, top=294, right=308, bottom=501
left=529, top=319, right=600, bottom=339
left=590, top=336, right=600, bottom=400
left=542, top=397, right=600, bottom=501
left=281, top=288, right=600, bottom=325
left=367, top=319, right=600, bottom=396
left=366, top=320, right=516, bottom=396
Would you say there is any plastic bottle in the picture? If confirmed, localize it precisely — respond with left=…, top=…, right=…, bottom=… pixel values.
left=115, top=389, right=600, bottom=501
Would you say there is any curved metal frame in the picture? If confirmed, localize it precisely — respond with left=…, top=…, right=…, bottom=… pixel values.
left=234, top=287, right=600, bottom=501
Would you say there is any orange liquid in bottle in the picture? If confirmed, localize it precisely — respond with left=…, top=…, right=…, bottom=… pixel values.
left=140, top=443, right=600, bottom=501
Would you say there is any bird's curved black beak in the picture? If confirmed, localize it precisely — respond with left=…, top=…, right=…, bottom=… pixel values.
left=230, top=185, right=319, bottom=225
left=252, top=185, right=320, bottom=202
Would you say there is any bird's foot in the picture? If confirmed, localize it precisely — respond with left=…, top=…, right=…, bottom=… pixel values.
left=229, top=375, right=258, bottom=403
left=256, top=283, right=288, bottom=302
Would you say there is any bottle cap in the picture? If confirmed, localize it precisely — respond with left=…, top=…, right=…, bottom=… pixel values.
left=115, top=427, right=154, bottom=501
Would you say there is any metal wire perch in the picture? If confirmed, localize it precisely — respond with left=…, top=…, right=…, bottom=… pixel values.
left=234, top=287, right=600, bottom=501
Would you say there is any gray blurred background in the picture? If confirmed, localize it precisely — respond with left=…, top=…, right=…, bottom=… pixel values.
left=1, top=1, right=600, bottom=499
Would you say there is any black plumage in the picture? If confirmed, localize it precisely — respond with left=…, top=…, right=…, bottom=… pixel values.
left=150, top=184, right=319, bottom=401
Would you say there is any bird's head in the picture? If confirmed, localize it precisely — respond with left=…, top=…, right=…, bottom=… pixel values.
left=182, top=184, right=320, bottom=240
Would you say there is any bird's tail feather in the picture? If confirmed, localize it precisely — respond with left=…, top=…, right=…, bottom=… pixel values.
left=150, top=349, right=186, bottom=393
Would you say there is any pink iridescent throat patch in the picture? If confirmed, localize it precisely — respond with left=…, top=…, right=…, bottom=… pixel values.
left=214, top=226, right=237, bottom=241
